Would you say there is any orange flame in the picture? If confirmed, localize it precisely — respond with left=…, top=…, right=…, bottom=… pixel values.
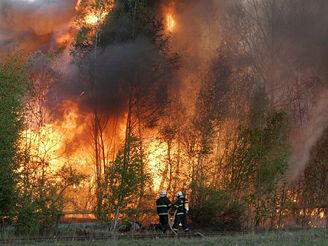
left=75, top=0, right=114, bottom=27
left=55, top=32, right=75, bottom=48
left=22, top=100, right=91, bottom=171
left=146, top=139, right=168, bottom=191
left=20, top=0, right=181, bottom=213
left=166, top=13, right=176, bottom=33
left=75, top=0, right=82, bottom=11
left=84, top=12, right=108, bottom=26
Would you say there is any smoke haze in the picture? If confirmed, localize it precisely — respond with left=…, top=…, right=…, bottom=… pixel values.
left=169, top=0, right=328, bottom=179
left=0, top=0, right=76, bottom=56
left=246, top=0, right=328, bottom=179
left=288, top=90, right=328, bottom=180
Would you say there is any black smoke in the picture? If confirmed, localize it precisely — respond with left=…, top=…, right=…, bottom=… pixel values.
left=50, top=38, right=173, bottom=118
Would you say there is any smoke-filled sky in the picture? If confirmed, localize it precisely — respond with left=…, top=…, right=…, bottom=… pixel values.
left=0, top=0, right=76, bottom=56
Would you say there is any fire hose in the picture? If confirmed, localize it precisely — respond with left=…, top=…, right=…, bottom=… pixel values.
left=168, top=210, right=177, bottom=235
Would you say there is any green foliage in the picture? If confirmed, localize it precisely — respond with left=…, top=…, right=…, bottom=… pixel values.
left=0, top=56, right=30, bottom=222
left=191, top=185, right=245, bottom=231
left=75, top=0, right=114, bottom=49
left=74, top=0, right=163, bottom=50
left=15, top=200, right=40, bottom=235
left=102, top=135, right=149, bottom=220
left=16, top=164, right=86, bottom=235
left=16, top=195, right=61, bottom=235
left=193, top=54, right=232, bottom=156
left=99, top=0, right=161, bottom=45
left=224, top=111, right=289, bottom=227
left=10, top=51, right=87, bottom=235
left=226, top=111, right=289, bottom=192
left=250, top=86, right=267, bottom=128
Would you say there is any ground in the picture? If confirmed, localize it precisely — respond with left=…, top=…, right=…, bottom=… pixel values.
left=3, top=229, right=328, bottom=246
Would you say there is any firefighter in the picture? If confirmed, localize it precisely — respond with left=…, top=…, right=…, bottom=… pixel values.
left=156, top=189, right=172, bottom=233
left=172, top=191, right=189, bottom=233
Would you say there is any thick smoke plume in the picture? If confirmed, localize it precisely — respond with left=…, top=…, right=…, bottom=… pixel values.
left=51, top=38, right=169, bottom=117
left=252, top=0, right=328, bottom=179
left=0, top=0, right=76, bottom=56
left=288, top=90, right=328, bottom=181
left=167, top=0, right=328, bottom=179
left=158, top=0, right=230, bottom=115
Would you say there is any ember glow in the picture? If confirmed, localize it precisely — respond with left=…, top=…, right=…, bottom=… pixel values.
left=166, top=13, right=176, bottom=33
left=84, top=12, right=108, bottom=26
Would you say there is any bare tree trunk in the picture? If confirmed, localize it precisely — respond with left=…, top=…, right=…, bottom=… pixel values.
left=174, top=126, right=181, bottom=192
left=159, top=162, right=169, bottom=190
left=132, top=0, right=138, bottom=39
left=135, top=97, right=145, bottom=218
left=94, top=112, right=103, bottom=215
left=111, top=203, right=121, bottom=233
left=98, top=118, right=109, bottom=188
left=92, top=17, right=104, bottom=217
left=167, top=141, right=172, bottom=191
left=112, top=87, right=133, bottom=233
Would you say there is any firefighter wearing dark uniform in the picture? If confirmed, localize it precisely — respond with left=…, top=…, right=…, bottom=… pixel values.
left=172, top=191, right=189, bottom=233
left=156, top=189, right=172, bottom=233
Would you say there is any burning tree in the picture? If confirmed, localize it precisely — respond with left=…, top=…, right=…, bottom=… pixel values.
left=71, top=0, right=178, bottom=222
left=1, top=0, right=328, bottom=234
left=14, top=52, right=86, bottom=235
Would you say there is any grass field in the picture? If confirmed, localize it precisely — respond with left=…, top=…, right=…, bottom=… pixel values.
left=3, top=229, right=328, bottom=246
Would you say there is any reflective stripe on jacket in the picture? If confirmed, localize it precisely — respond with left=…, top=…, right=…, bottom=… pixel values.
left=174, top=197, right=188, bottom=216
left=156, top=196, right=172, bottom=215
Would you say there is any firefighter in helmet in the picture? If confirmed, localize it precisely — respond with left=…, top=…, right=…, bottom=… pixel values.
left=156, top=189, right=172, bottom=233
left=172, top=191, right=189, bottom=233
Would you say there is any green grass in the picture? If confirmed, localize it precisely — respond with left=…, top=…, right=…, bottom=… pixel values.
left=4, top=229, right=328, bottom=246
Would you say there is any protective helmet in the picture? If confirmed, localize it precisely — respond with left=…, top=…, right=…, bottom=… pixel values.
left=176, top=191, right=183, bottom=198
left=160, top=189, right=167, bottom=197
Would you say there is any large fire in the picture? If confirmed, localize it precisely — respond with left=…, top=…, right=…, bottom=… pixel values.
left=53, top=0, right=113, bottom=48
left=20, top=0, right=180, bottom=212
left=22, top=99, right=129, bottom=211
left=23, top=100, right=91, bottom=172
left=22, top=100, right=170, bottom=209
left=2, top=0, right=328, bottom=231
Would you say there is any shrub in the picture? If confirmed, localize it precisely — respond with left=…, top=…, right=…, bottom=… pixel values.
left=191, top=186, right=245, bottom=231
